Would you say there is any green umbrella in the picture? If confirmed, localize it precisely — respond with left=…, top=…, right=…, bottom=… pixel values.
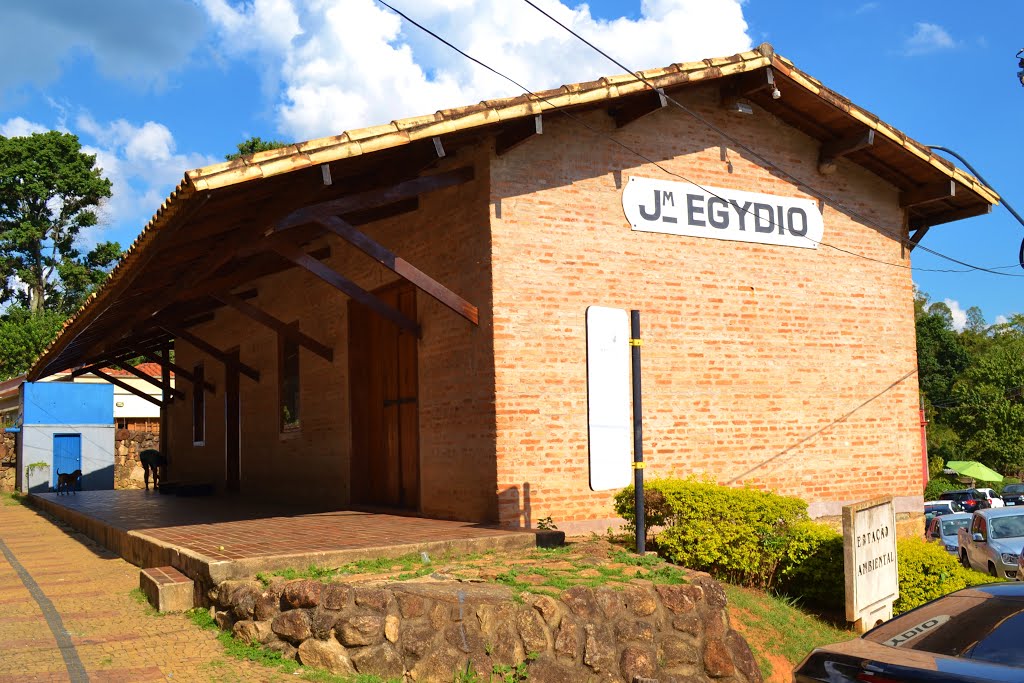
left=946, top=461, right=1004, bottom=483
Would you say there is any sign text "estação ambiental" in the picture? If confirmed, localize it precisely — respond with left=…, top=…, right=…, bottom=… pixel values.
left=622, top=176, right=824, bottom=249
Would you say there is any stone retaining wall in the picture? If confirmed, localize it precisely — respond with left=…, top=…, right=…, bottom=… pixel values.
left=0, top=432, right=14, bottom=492
left=212, top=574, right=762, bottom=683
left=114, top=423, right=159, bottom=489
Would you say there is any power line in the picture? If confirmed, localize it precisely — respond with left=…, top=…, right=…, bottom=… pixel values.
left=516, top=0, right=1024, bottom=278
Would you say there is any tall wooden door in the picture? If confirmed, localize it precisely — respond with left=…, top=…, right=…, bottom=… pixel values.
left=349, top=282, right=420, bottom=509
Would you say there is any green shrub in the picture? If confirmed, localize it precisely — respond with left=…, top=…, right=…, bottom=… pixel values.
left=893, top=537, right=999, bottom=614
left=614, top=479, right=809, bottom=589
left=923, top=475, right=959, bottom=501
left=778, top=521, right=844, bottom=610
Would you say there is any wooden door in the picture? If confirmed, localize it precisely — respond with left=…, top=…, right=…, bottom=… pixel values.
left=349, top=282, right=420, bottom=509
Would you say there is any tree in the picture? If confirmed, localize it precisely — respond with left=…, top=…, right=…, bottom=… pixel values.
left=225, top=136, right=291, bottom=161
left=0, top=306, right=65, bottom=380
left=0, top=131, right=118, bottom=314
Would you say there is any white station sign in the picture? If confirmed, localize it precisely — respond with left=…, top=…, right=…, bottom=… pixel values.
left=586, top=306, right=632, bottom=492
left=622, top=175, right=824, bottom=249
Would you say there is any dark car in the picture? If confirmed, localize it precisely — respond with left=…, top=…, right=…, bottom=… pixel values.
left=794, top=583, right=1024, bottom=682
left=940, top=489, right=990, bottom=513
left=1003, top=483, right=1024, bottom=507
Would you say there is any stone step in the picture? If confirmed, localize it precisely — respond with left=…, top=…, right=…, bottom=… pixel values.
left=140, top=566, right=194, bottom=612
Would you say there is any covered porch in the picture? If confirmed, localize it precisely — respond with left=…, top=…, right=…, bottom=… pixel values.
left=28, top=490, right=536, bottom=588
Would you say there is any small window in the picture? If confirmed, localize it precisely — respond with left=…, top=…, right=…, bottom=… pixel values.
left=279, top=327, right=300, bottom=432
left=192, top=363, right=205, bottom=444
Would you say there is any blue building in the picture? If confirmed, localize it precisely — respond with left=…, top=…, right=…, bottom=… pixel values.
left=15, top=381, right=114, bottom=493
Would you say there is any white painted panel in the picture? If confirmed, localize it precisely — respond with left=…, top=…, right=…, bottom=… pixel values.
left=587, top=306, right=632, bottom=491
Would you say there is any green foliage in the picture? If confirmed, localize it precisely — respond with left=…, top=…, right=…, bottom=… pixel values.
left=777, top=521, right=845, bottom=609
left=535, top=516, right=557, bottom=531
left=893, top=537, right=999, bottom=615
left=225, top=136, right=292, bottom=161
left=923, top=475, right=959, bottom=501
left=0, top=306, right=65, bottom=380
left=614, top=479, right=810, bottom=589
left=0, top=130, right=117, bottom=314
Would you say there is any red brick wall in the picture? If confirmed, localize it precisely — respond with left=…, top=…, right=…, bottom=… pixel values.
left=489, top=84, right=922, bottom=530
left=167, top=148, right=498, bottom=518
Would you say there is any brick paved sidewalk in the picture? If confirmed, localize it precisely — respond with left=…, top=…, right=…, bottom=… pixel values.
left=0, top=498, right=283, bottom=683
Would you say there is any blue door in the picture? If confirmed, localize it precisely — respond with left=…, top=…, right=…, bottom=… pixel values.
left=52, top=434, right=82, bottom=490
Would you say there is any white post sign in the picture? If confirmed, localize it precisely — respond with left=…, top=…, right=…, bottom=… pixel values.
left=844, top=497, right=899, bottom=632
left=586, top=306, right=632, bottom=491
left=622, top=175, right=824, bottom=249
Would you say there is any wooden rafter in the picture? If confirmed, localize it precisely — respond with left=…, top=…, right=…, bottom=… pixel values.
left=91, top=368, right=164, bottom=408
left=114, top=361, right=185, bottom=400
left=178, top=249, right=330, bottom=303
left=818, top=129, right=875, bottom=175
left=900, top=180, right=956, bottom=208
left=907, top=226, right=930, bottom=251
left=277, top=167, right=474, bottom=232
left=213, top=292, right=334, bottom=362
left=609, top=90, right=668, bottom=129
left=162, top=325, right=261, bottom=382
left=909, top=203, right=992, bottom=232
left=138, top=349, right=216, bottom=394
left=313, top=214, right=478, bottom=325
left=272, top=241, right=420, bottom=336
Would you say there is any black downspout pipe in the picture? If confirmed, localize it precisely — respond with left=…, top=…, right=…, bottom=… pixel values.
left=631, top=310, right=645, bottom=554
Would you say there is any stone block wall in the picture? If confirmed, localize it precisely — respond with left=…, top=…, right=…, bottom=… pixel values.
left=0, top=432, right=14, bottom=492
left=115, top=420, right=160, bottom=490
left=212, top=574, right=762, bottom=683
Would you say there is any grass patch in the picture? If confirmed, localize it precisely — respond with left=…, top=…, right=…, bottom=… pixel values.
left=1, top=491, right=26, bottom=506
left=128, top=588, right=165, bottom=617
left=611, top=549, right=663, bottom=567
left=257, top=554, right=432, bottom=586
left=723, top=584, right=852, bottom=680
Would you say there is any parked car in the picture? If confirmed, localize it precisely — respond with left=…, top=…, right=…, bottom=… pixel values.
left=794, top=583, right=1024, bottom=681
left=977, top=487, right=1004, bottom=508
left=924, top=512, right=972, bottom=554
left=940, top=489, right=990, bottom=513
left=958, top=508, right=1024, bottom=579
left=1002, top=483, right=1024, bottom=507
left=924, top=500, right=960, bottom=519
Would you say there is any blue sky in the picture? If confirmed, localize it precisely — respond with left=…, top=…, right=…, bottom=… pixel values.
left=1, top=0, right=1021, bottom=327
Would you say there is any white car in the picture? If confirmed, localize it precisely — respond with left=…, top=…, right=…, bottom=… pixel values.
left=977, top=488, right=1004, bottom=508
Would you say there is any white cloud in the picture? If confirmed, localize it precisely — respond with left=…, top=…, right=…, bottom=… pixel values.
left=199, top=0, right=752, bottom=141
left=996, top=314, right=1009, bottom=325
left=0, top=116, right=48, bottom=137
left=73, top=114, right=218, bottom=244
left=0, top=114, right=217, bottom=250
left=903, top=22, right=957, bottom=56
left=943, top=298, right=968, bottom=332
left=855, top=3, right=879, bottom=14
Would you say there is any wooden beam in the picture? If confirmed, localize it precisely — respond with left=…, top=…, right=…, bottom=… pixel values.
left=138, top=349, right=216, bottom=394
left=496, top=115, right=543, bottom=156
left=818, top=129, right=875, bottom=175
left=272, top=241, right=420, bottom=336
left=900, top=180, right=956, bottom=208
left=907, top=226, right=930, bottom=251
left=114, top=361, right=185, bottom=400
left=179, top=247, right=330, bottom=302
left=315, top=214, right=478, bottom=325
left=213, top=292, right=334, bottom=362
left=162, top=325, right=261, bottom=382
left=277, top=167, right=475, bottom=232
left=909, top=203, right=992, bottom=231
left=610, top=89, right=668, bottom=128
left=91, top=368, right=164, bottom=408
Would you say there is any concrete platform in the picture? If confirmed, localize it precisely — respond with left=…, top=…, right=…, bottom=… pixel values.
left=28, top=490, right=535, bottom=590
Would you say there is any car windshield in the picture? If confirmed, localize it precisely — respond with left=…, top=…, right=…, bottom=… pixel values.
left=1004, top=484, right=1024, bottom=495
left=941, top=518, right=970, bottom=536
left=989, top=515, right=1024, bottom=540
left=864, top=593, right=1024, bottom=666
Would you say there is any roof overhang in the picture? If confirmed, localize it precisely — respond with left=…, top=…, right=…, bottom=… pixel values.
left=28, top=44, right=999, bottom=381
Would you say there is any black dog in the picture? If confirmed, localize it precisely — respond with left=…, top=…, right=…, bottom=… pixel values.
left=55, top=469, right=82, bottom=495
left=139, top=449, right=167, bottom=491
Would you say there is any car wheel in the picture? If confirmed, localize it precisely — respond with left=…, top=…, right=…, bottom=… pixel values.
left=989, top=562, right=998, bottom=578
left=961, top=551, right=971, bottom=569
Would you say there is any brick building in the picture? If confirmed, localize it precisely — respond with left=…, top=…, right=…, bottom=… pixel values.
left=30, top=45, right=997, bottom=531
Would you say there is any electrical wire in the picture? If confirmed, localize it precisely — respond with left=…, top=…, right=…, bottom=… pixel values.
left=516, top=0, right=1024, bottom=278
